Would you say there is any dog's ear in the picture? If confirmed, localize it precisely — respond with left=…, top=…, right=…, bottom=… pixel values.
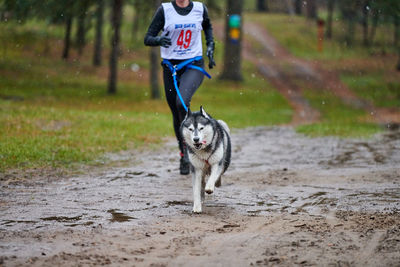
left=184, top=107, right=192, bottom=119
left=200, top=106, right=210, bottom=119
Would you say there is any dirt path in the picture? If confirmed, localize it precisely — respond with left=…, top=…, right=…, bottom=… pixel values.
left=213, top=22, right=319, bottom=126
left=1, top=127, right=400, bottom=266
left=243, top=22, right=400, bottom=126
left=243, top=22, right=320, bottom=125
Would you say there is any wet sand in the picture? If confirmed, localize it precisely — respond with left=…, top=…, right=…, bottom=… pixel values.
left=1, top=127, right=399, bottom=266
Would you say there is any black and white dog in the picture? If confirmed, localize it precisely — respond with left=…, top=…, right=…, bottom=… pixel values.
left=180, top=106, right=231, bottom=213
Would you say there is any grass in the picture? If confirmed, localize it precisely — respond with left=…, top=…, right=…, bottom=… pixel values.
left=191, top=62, right=292, bottom=128
left=341, top=73, right=400, bottom=109
left=247, top=13, right=399, bottom=137
left=247, top=13, right=397, bottom=60
left=0, top=19, right=292, bottom=172
left=0, top=102, right=172, bottom=169
left=297, top=89, right=381, bottom=138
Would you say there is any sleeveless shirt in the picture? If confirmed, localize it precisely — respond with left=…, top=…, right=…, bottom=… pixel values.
left=160, top=2, right=204, bottom=60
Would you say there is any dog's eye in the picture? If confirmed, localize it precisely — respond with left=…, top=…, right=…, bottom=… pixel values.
left=189, top=128, right=194, bottom=132
left=199, top=127, right=204, bottom=131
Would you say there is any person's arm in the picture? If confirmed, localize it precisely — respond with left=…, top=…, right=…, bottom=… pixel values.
left=202, top=5, right=216, bottom=69
left=144, top=6, right=171, bottom=47
left=202, top=4, right=214, bottom=46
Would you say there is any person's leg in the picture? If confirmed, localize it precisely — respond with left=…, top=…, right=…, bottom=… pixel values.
left=162, top=65, right=190, bottom=174
left=175, top=68, right=205, bottom=123
left=162, top=66, right=184, bottom=150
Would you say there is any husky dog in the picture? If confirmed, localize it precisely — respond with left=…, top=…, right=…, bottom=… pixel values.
left=180, top=106, right=231, bottom=213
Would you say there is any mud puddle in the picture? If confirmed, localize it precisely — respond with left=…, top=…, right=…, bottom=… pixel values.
left=1, top=127, right=399, bottom=266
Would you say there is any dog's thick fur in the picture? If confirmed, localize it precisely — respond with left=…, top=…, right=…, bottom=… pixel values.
left=180, top=106, right=231, bottom=213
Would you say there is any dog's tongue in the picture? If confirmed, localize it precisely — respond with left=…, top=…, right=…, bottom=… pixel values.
left=202, top=140, right=207, bottom=144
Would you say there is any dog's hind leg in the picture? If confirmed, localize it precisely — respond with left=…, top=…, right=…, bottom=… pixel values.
left=192, top=170, right=203, bottom=213
left=205, top=164, right=224, bottom=194
left=201, top=176, right=205, bottom=201
left=215, top=176, right=221, bottom=188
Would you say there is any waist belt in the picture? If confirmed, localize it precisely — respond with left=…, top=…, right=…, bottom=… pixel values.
left=162, top=56, right=211, bottom=112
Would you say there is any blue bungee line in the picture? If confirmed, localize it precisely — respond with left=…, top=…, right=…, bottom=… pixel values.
left=162, top=56, right=211, bottom=112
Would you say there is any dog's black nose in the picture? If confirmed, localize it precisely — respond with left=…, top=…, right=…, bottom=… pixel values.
left=193, top=137, right=200, bottom=143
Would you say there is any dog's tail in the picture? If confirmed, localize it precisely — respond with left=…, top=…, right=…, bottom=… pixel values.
left=217, top=120, right=230, bottom=134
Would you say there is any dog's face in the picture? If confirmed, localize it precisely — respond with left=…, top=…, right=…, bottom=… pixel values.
left=181, top=106, right=214, bottom=150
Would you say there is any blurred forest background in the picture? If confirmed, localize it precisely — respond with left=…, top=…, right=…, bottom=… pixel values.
left=0, top=0, right=399, bottom=173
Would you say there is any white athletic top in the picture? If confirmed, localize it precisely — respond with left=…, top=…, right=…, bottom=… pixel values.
left=160, top=2, right=204, bottom=60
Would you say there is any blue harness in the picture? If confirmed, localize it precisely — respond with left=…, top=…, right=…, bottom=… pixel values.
left=162, top=56, right=211, bottom=112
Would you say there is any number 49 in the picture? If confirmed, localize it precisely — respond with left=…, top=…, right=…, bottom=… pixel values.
left=177, top=30, right=192, bottom=49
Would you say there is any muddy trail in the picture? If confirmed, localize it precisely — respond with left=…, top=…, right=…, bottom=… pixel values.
left=1, top=127, right=400, bottom=266
left=242, top=22, right=400, bottom=126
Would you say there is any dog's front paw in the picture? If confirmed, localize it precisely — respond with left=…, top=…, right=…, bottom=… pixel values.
left=205, top=183, right=214, bottom=194
left=192, top=204, right=202, bottom=214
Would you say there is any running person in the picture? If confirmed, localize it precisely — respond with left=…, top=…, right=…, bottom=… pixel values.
left=144, top=0, right=215, bottom=175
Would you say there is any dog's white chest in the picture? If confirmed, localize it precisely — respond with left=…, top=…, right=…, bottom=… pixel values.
left=190, top=145, right=223, bottom=168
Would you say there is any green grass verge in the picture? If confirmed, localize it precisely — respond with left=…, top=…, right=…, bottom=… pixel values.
left=191, top=64, right=292, bottom=128
left=341, top=74, right=400, bottom=108
left=297, top=89, right=381, bottom=138
left=0, top=101, right=172, bottom=170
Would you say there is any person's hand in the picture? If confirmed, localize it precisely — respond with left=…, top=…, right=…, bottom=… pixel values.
left=156, top=36, right=172, bottom=48
left=206, top=42, right=216, bottom=69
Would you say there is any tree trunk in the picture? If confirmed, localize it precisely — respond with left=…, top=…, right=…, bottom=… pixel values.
left=326, top=0, right=334, bottom=39
left=340, top=1, right=357, bottom=47
left=93, top=0, right=104, bottom=66
left=150, top=0, right=161, bottom=99
left=76, top=1, right=89, bottom=56
left=362, top=0, right=369, bottom=46
left=286, top=0, right=295, bottom=15
left=294, top=0, right=302, bottom=15
left=306, top=0, right=317, bottom=19
left=76, top=17, right=85, bottom=56
left=150, top=47, right=160, bottom=99
left=220, top=0, right=244, bottom=81
left=397, top=48, right=400, bottom=71
left=131, top=1, right=141, bottom=42
left=345, top=15, right=356, bottom=46
left=369, top=11, right=379, bottom=45
left=62, top=15, right=72, bottom=60
left=256, top=0, right=267, bottom=12
left=394, top=14, right=399, bottom=47
left=108, top=0, right=123, bottom=95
